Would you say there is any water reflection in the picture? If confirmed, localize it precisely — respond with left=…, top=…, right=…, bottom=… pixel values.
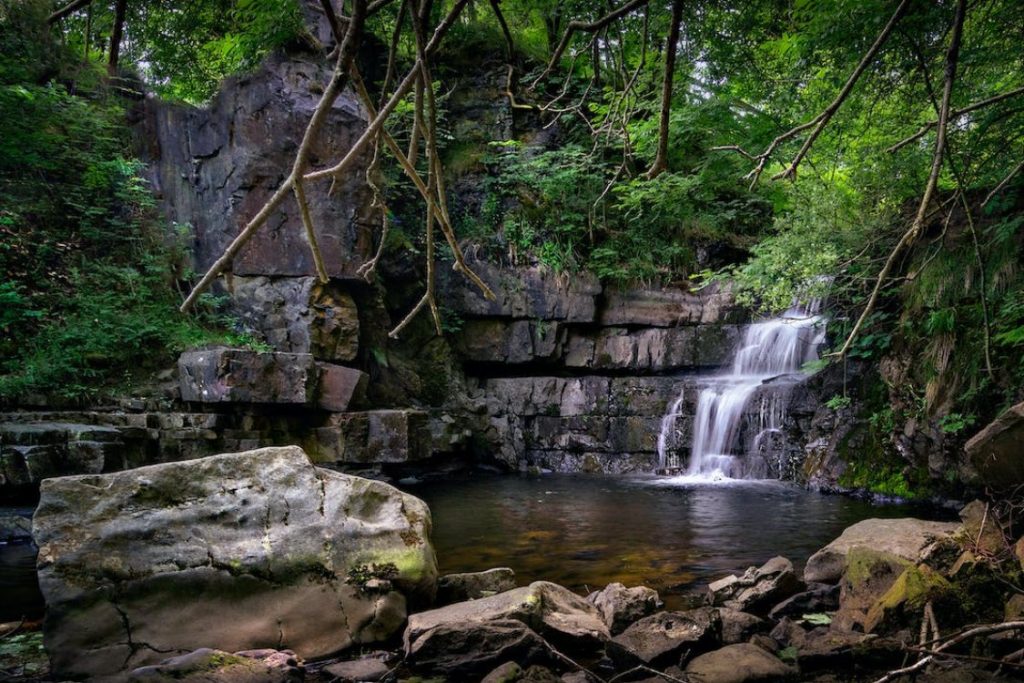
left=407, top=474, right=933, bottom=608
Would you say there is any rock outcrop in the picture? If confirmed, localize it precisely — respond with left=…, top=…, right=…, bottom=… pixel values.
left=33, top=446, right=436, bottom=680
left=965, top=400, right=1024, bottom=489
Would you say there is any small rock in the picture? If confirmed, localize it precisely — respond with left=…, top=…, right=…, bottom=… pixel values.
left=323, top=657, right=389, bottom=682
left=587, top=582, right=662, bottom=634
left=481, top=661, right=524, bottom=683
left=0, top=513, right=32, bottom=542
left=718, top=608, right=766, bottom=644
left=768, top=584, right=840, bottom=620
left=684, top=643, right=796, bottom=683
left=437, top=568, right=517, bottom=605
left=959, top=500, right=1007, bottom=555
left=609, top=607, right=721, bottom=667
left=712, top=557, right=805, bottom=616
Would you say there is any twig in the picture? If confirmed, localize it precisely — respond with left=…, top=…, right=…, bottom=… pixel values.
left=983, top=157, right=1024, bottom=208
left=873, top=621, right=1024, bottom=683
left=887, top=86, right=1024, bottom=154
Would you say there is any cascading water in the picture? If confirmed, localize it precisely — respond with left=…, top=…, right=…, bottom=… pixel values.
left=657, top=299, right=826, bottom=481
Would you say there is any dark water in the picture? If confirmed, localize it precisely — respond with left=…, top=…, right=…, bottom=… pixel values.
left=0, top=508, right=43, bottom=622
left=407, top=474, right=937, bottom=608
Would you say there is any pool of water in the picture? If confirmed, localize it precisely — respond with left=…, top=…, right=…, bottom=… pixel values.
left=406, top=473, right=941, bottom=608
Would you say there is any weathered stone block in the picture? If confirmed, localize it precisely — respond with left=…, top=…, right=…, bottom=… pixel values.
left=965, top=400, right=1024, bottom=488
left=311, top=410, right=430, bottom=464
left=316, top=363, right=368, bottom=412
left=599, top=282, right=740, bottom=327
left=178, top=348, right=318, bottom=404
left=456, top=320, right=563, bottom=364
left=34, top=446, right=436, bottom=680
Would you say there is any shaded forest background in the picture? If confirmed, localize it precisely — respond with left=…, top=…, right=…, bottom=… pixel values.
left=1, top=0, right=1024, bottom=495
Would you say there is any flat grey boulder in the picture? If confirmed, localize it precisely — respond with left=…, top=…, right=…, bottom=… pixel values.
left=128, top=648, right=303, bottom=682
left=685, top=643, right=796, bottom=682
left=405, top=581, right=609, bottom=654
left=437, top=567, right=517, bottom=604
left=587, top=582, right=662, bottom=634
left=609, top=608, right=722, bottom=667
left=34, top=446, right=436, bottom=681
left=803, top=518, right=960, bottom=583
left=322, top=655, right=390, bottom=682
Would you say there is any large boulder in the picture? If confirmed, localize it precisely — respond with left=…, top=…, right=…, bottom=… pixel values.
left=405, top=581, right=609, bottom=655
left=33, top=446, right=437, bottom=681
left=965, top=400, right=1024, bottom=488
left=804, top=518, right=960, bottom=584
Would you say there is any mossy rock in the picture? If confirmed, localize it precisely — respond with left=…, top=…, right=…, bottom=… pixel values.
left=864, top=564, right=952, bottom=634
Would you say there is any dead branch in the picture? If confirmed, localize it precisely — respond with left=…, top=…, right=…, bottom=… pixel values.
left=531, top=0, right=650, bottom=88
left=887, top=86, right=1024, bottom=153
left=830, top=0, right=966, bottom=359
left=180, top=0, right=368, bottom=312
left=873, top=621, right=1024, bottom=683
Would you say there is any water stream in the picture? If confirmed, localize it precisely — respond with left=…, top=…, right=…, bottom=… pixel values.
left=658, top=301, right=826, bottom=480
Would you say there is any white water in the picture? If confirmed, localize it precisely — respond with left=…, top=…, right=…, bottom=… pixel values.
left=656, top=300, right=826, bottom=481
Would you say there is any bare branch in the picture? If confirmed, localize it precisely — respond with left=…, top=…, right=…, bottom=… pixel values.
left=983, top=156, right=1024, bottom=208
left=873, top=621, right=1024, bottom=683
left=531, top=0, right=650, bottom=88
left=831, top=0, right=966, bottom=358
left=887, top=86, right=1024, bottom=153
left=770, top=0, right=912, bottom=181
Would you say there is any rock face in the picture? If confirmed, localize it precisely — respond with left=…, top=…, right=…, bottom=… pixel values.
left=803, top=518, right=960, bottom=583
left=33, top=446, right=437, bottom=680
left=965, top=400, right=1024, bottom=488
left=1, top=422, right=126, bottom=486
left=145, top=54, right=373, bottom=278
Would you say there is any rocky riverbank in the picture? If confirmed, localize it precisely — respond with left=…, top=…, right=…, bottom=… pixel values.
left=5, top=445, right=1024, bottom=682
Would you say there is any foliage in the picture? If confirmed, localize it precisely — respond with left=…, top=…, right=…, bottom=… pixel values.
left=0, top=13, right=248, bottom=403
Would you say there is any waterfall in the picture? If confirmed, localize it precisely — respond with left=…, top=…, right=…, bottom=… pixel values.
left=656, top=299, right=826, bottom=481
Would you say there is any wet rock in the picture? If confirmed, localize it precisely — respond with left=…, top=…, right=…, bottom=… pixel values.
left=709, top=557, right=805, bottom=616
left=230, top=277, right=360, bottom=361
left=768, top=584, right=840, bottom=620
left=405, top=581, right=609, bottom=655
left=437, top=568, right=517, bottom=604
left=684, top=643, right=796, bottom=682
left=322, top=655, right=389, bottom=682
left=861, top=563, right=952, bottom=635
left=406, top=620, right=553, bottom=678
left=128, top=648, right=303, bottom=682
left=608, top=608, right=722, bottom=667
left=804, top=519, right=960, bottom=584
left=718, top=608, right=766, bottom=644
left=0, top=513, right=32, bottom=542
left=964, top=400, right=1024, bottom=488
left=587, top=582, right=662, bottom=634
left=456, top=320, right=564, bottom=364
left=34, top=446, right=436, bottom=680
left=0, top=422, right=124, bottom=485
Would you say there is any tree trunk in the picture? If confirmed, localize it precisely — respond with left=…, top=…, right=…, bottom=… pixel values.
left=646, top=0, right=683, bottom=179
left=108, top=0, right=128, bottom=74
